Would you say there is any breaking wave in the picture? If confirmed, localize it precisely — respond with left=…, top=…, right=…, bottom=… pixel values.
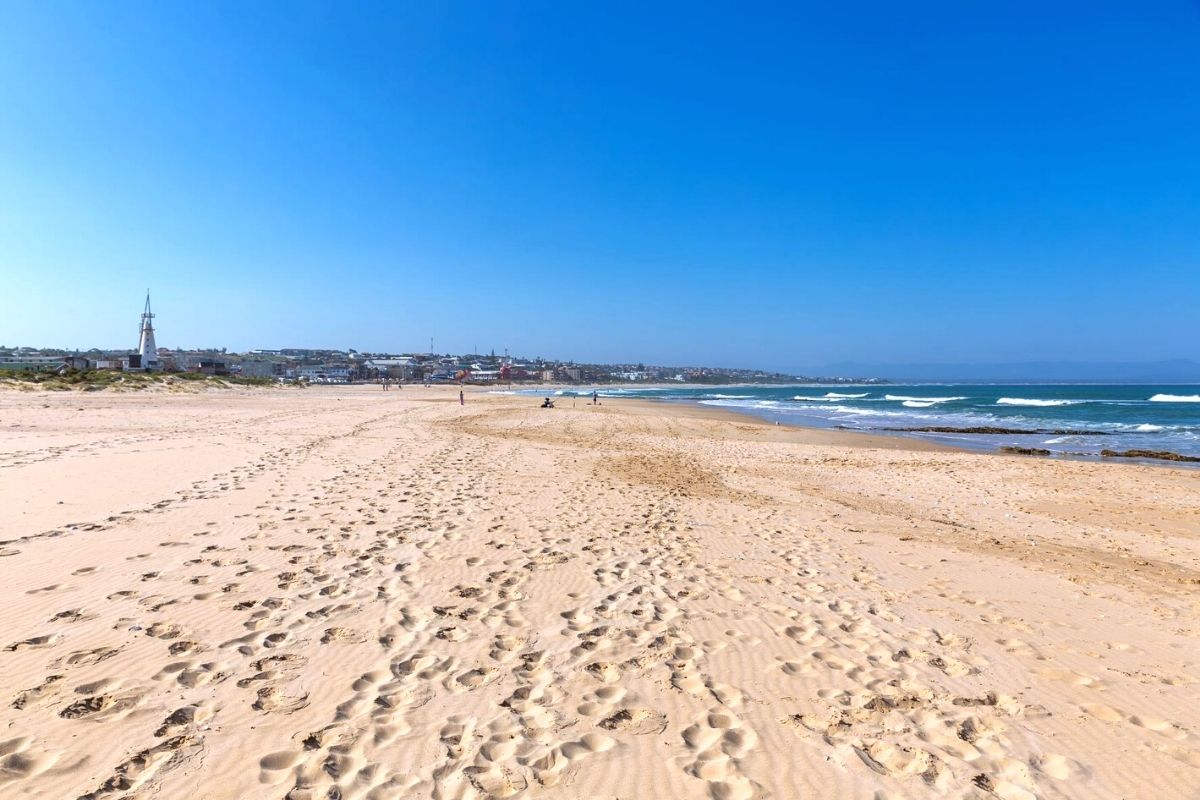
left=793, top=392, right=869, bottom=401
left=1149, top=394, right=1200, bottom=403
left=996, top=397, right=1082, bottom=407
left=885, top=395, right=966, bottom=403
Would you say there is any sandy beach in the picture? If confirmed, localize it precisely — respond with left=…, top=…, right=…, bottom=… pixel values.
left=1, top=385, right=1197, bottom=800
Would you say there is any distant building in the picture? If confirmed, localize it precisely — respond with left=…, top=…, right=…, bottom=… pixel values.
left=295, top=365, right=351, bottom=383
left=237, top=360, right=280, bottom=379
left=0, top=355, right=66, bottom=372
left=364, top=357, right=418, bottom=380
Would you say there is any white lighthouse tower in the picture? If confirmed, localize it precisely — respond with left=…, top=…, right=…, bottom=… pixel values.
left=137, top=291, right=161, bottom=371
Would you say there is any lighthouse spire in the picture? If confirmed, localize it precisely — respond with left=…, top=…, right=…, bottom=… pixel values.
left=137, top=290, right=161, bottom=370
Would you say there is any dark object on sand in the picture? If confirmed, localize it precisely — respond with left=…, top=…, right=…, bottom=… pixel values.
left=881, top=426, right=1111, bottom=436
left=1099, top=449, right=1200, bottom=463
left=1000, top=446, right=1051, bottom=456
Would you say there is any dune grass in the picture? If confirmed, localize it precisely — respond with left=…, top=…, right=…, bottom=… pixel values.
left=0, top=369, right=287, bottom=391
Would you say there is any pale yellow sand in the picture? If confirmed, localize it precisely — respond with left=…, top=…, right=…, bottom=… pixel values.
left=0, top=385, right=1197, bottom=799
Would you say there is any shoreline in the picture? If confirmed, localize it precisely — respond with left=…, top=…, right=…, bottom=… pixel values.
left=562, top=390, right=1200, bottom=467
left=550, top=386, right=1200, bottom=468
left=613, top=395, right=961, bottom=452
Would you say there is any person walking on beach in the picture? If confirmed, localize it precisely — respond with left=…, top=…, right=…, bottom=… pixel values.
left=459, top=389, right=464, bottom=406
left=592, top=390, right=598, bottom=405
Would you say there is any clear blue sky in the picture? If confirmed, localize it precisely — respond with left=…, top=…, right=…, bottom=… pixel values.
left=2, top=1, right=1198, bottom=371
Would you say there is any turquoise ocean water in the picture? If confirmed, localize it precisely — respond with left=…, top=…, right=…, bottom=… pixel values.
left=499, top=384, right=1200, bottom=460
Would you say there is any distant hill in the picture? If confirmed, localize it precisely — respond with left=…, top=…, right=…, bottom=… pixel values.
left=803, top=359, right=1200, bottom=383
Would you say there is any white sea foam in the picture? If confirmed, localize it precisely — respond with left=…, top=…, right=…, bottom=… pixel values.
left=689, top=389, right=1199, bottom=459
left=996, top=397, right=1082, bottom=407
left=1149, top=394, right=1200, bottom=403
left=801, top=405, right=917, bottom=418
left=703, top=394, right=753, bottom=399
left=885, top=395, right=966, bottom=403
left=699, top=399, right=781, bottom=409
left=793, top=392, right=869, bottom=401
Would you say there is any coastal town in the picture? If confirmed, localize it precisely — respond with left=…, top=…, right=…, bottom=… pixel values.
left=0, top=293, right=885, bottom=386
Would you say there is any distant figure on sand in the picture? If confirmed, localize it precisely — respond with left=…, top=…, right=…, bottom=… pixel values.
left=592, top=390, right=599, bottom=405
left=459, top=389, right=464, bottom=405
left=541, top=397, right=555, bottom=408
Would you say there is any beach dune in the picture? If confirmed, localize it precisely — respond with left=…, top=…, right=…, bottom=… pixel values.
left=0, top=385, right=1197, bottom=799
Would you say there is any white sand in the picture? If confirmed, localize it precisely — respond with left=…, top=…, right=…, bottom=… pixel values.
left=0, top=385, right=1197, bottom=799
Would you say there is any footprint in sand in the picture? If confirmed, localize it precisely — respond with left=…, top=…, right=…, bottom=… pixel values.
left=5, top=634, right=62, bottom=652
left=155, top=703, right=214, bottom=737
left=55, top=646, right=121, bottom=668
left=599, top=707, right=669, bottom=735
left=681, top=706, right=760, bottom=800
left=257, top=750, right=304, bottom=784
left=11, top=674, right=65, bottom=710
left=59, top=684, right=144, bottom=722
left=0, top=736, right=62, bottom=784
left=26, top=584, right=71, bottom=595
